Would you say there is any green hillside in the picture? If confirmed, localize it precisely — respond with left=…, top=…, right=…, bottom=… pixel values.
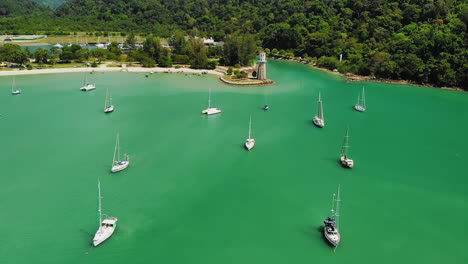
left=1, top=0, right=467, bottom=89
left=0, top=0, right=44, bottom=16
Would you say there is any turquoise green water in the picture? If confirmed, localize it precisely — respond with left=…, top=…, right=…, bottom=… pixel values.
left=1, top=60, right=467, bottom=263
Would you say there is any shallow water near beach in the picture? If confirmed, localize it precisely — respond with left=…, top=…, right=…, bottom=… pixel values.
left=0, top=60, right=467, bottom=263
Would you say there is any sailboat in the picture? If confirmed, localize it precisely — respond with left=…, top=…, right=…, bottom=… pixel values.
left=92, top=180, right=118, bottom=247
left=104, top=88, right=114, bottom=113
left=11, top=77, right=21, bottom=95
left=80, top=72, right=96, bottom=91
left=201, top=88, right=221, bottom=115
left=111, top=133, right=130, bottom=173
left=354, top=87, right=366, bottom=112
left=340, top=127, right=354, bottom=168
left=244, top=115, right=255, bottom=150
left=313, top=92, right=325, bottom=128
left=323, top=185, right=341, bottom=247
left=96, top=36, right=105, bottom=49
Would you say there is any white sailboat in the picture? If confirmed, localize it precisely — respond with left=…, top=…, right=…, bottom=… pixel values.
left=244, top=115, right=255, bottom=150
left=340, top=127, right=354, bottom=168
left=96, top=36, right=105, bottom=49
left=313, top=92, right=325, bottom=128
left=104, top=88, right=114, bottom=113
left=80, top=73, right=96, bottom=91
left=11, top=77, right=21, bottom=95
left=93, top=180, right=118, bottom=247
left=201, top=88, right=221, bottom=115
left=354, top=87, right=366, bottom=112
left=111, top=133, right=129, bottom=173
left=323, top=185, right=341, bottom=247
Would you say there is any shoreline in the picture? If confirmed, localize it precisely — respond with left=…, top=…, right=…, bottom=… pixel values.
left=0, top=67, right=224, bottom=77
left=272, top=57, right=465, bottom=92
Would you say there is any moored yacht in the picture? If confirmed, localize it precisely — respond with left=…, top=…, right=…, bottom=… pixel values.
left=11, top=77, right=21, bottom=95
left=104, top=88, right=114, bottom=113
left=354, top=87, right=366, bottom=112
left=201, top=88, right=221, bottom=115
left=80, top=73, right=95, bottom=91
left=244, top=115, right=255, bottom=150
left=93, top=180, right=118, bottom=247
left=323, top=185, right=341, bottom=247
left=340, top=127, right=354, bottom=168
left=313, top=92, right=325, bottom=127
left=111, top=133, right=129, bottom=173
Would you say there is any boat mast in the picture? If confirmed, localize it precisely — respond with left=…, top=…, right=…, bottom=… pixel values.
left=98, top=180, right=102, bottom=230
left=318, top=92, right=324, bottom=120
left=104, top=88, right=109, bottom=110
left=12, top=76, right=15, bottom=92
left=330, top=192, right=336, bottom=218
left=341, top=127, right=350, bottom=157
left=117, top=134, right=120, bottom=161
left=248, top=115, right=252, bottom=139
left=208, top=88, right=212, bottom=108
left=362, top=87, right=366, bottom=109
left=356, top=93, right=360, bottom=106
left=112, top=133, right=119, bottom=165
left=335, top=184, right=341, bottom=228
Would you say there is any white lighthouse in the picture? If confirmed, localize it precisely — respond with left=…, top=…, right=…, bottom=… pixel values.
left=257, top=51, right=267, bottom=80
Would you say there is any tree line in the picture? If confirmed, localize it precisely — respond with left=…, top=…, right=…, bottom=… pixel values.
left=0, top=32, right=257, bottom=70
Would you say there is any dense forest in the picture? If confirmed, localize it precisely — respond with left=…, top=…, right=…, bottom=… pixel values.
left=0, top=0, right=467, bottom=89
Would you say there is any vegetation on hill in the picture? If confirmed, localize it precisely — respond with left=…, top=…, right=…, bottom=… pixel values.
left=0, top=0, right=45, bottom=17
left=1, top=0, right=467, bottom=89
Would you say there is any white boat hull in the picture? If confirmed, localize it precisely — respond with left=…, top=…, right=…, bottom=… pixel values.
left=323, top=227, right=341, bottom=247
left=11, top=90, right=21, bottom=95
left=105, top=105, right=114, bottom=113
left=340, top=156, right=354, bottom=168
left=313, top=116, right=325, bottom=128
left=111, top=160, right=129, bottom=173
left=202, top=107, right=222, bottom=115
left=80, top=84, right=96, bottom=91
left=93, top=217, right=118, bottom=246
left=245, top=138, right=255, bottom=150
left=354, top=104, right=366, bottom=112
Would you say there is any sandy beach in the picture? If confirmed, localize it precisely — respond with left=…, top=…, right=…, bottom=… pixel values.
left=0, top=66, right=224, bottom=77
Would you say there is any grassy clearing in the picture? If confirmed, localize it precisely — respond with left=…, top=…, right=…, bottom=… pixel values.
left=15, top=33, right=145, bottom=44
left=223, top=74, right=262, bottom=83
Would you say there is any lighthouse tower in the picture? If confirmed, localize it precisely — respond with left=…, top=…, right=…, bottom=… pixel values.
left=257, top=52, right=267, bottom=80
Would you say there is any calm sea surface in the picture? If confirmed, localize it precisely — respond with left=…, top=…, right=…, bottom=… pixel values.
left=0, top=60, right=467, bottom=263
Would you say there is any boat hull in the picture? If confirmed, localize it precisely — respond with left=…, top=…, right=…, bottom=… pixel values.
left=340, top=156, right=354, bottom=168
left=245, top=139, right=255, bottom=150
left=93, top=217, right=118, bottom=247
left=323, top=227, right=341, bottom=247
left=202, top=107, right=222, bottom=115
left=313, top=117, right=325, bottom=128
left=111, top=160, right=129, bottom=173
left=80, top=85, right=96, bottom=91
left=354, top=105, right=366, bottom=112
left=105, top=105, right=114, bottom=113
left=11, top=90, right=21, bottom=95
